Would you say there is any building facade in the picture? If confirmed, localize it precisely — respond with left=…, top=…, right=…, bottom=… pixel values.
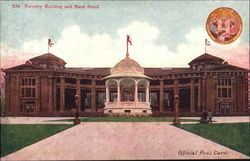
left=3, top=52, right=249, bottom=116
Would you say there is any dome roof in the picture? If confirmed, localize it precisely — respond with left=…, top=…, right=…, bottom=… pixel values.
left=111, top=57, right=144, bottom=74
left=104, top=57, right=151, bottom=79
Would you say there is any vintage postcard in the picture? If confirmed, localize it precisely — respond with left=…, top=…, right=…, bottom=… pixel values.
left=0, top=0, right=249, bottom=160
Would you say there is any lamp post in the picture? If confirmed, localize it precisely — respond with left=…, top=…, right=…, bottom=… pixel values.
left=173, top=94, right=181, bottom=125
left=74, top=94, right=81, bottom=125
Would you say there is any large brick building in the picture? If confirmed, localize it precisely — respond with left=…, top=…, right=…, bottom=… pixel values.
left=3, top=52, right=249, bottom=116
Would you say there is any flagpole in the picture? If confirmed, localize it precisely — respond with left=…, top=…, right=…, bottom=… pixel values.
left=205, top=39, right=206, bottom=53
left=126, top=35, right=129, bottom=58
left=126, top=39, right=128, bottom=57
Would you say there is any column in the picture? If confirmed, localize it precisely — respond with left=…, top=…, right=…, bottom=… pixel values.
left=212, top=76, right=217, bottom=113
left=174, top=79, right=180, bottom=121
left=9, top=77, right=16, bottom=113
left=159, top=80, right=164, bottom=112
left=232, top=77, right=236, bottom=112
left=36, top=77, right=41, bottom=112
left=106, top=83, right=109, bottom=103
left=197, top=78, right=202, bottom=112
left=4, top=76, right=10, bottom=113
left=48, top=77, right=53, bottom=112
left=201, top=77, right=206, bottom=112
left=135, top=82, right=138, bottom=102
left=245, top=76, right=249, bottom=112
left=15, top=76, right=20, bottom=113
left=60, top=77, right=65, bottom=112
left=76, top=79, right=81, bottom=112
left=117, top=81, right=120, bottom=102
left=91, top=80, right=96, bottom=110
left=53, top=78, right=57, bottom=111
left=242, top=76, right=246, bottom=112
left=146, top=81, right=150, bottom=103
left=190, top=78, right=195, bottom=113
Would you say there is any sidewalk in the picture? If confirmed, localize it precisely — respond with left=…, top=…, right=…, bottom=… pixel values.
left=0, top=117, right=73, bottom=124
left=1, top=116, right=249, bottom=124
left=180, top=116, right=250, bottom=124
left=2, top=122, right=249, bottom=160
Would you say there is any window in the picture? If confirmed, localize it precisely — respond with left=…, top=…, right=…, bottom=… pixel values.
left=21, top=78, right=36, bottom=86
left=179, top=79, right=191, bottom=84
left=110, top=91, right=117, bottom=102
left=219, top=103, right=231, bottom=114
left=65, top=78, right=76, bottom=84
left=150, top=80, right=160, bottom=85
left=80, top=79, right=92, bottom=85
left=53, top=64, right=60, bottom=69
left=164, top=80, right=174, bottom=85
left=21, top=78, right=36, bottom=98
left=123, top=92, right=133, bottom=102
left=96, top=91, right=105, bottom=108
left=21, top=88, right=36, bottom=97
left=81, top=89, right=91, bottom=110
left=150, top=92, right=158, bottom=107
left=39, top=64, right=47, bottom=69
left=138, top=91, right=145, bottom=102
left=24, top=102, right=35, bottom=112
left=217, top=78, right=232, bottom=98
left=96, top=80, right=105, bottom=85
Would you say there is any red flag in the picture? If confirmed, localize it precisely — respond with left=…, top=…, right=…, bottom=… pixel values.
left=48, top=39, right=54, bottom=47
left=127, top=35, right=132, bottom=45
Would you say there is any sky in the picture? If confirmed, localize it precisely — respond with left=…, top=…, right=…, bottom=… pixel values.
left=0, top=0, right=249, bottom=70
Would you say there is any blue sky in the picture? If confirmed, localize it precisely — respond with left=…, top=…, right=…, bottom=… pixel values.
left=1, top=0, right=249, bottom=68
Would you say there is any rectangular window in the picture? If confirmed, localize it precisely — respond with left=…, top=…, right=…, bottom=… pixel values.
left=217, top=78, right=232, bottom=98
left=221, top=88, right=227, bottom=97
left=150, top=92, right=158, bottom=107
left=96, top=91, right=105, bottom=108
left=110, top=91, right=117, bottom=102
left=21, top=88, right=36, bottom=98
left=21, top=78, right=36, bottom=86
left=138, top=91, right=145, bottom=102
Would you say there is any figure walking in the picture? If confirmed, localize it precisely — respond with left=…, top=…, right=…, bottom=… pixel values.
left=208, top=109, right=213, bottom=123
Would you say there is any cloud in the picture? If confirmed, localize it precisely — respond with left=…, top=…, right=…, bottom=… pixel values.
left=1, top=21, right=249, bottom=70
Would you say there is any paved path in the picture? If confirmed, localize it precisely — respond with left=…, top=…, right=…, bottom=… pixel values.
left=2, top=122, right=249, bottom=160
left=181, top=116, right=250, bottom=124
left=1, top=116, right=249, bottom=124
left=0, top=117, right=73, bottom=124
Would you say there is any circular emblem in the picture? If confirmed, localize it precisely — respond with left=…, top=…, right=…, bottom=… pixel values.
left=206, top=7, right=243, bottom=44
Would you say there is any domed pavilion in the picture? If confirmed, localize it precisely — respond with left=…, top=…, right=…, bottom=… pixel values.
left=103, top=48, right=152, bottom=116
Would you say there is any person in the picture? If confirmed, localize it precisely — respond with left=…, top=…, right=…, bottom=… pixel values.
left=208, top=109, right=213, bottom=123
left=200, top=111, right=208, bottom=123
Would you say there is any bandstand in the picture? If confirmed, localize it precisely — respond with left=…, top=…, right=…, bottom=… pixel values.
left=103, top=35, right=152, bottom=116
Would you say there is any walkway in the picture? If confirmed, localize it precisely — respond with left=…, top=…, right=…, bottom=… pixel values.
left=2, top=121, right=249, bottom=160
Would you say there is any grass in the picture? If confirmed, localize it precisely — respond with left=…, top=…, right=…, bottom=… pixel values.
left=45, top=116, right=200, bottom=122
left=175, top=123, right=250, bottom=156
left=0, top=124, right=74, bottom=157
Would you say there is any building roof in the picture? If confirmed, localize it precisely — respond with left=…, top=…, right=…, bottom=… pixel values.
left=66, top=67, right=111, bottom=76
left=30, top=53, right=66, bottom=65
left=188, top=53, right=224, bottom=65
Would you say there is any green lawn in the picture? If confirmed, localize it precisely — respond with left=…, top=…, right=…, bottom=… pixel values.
left=175, top=123, right=250, bottom=156
left=46, top=116, right=199, bottom=122
left=0, top=124, right=74, bottom=157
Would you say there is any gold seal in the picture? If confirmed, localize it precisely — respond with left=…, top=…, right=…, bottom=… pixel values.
left=206, top=7, right=243, bottom=44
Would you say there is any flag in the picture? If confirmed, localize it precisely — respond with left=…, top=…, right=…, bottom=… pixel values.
left=205, top=39, right=211, bottom=46
left=127, top=35, right=132, bottom=45
left=48, top=38, right=54, bottom=47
